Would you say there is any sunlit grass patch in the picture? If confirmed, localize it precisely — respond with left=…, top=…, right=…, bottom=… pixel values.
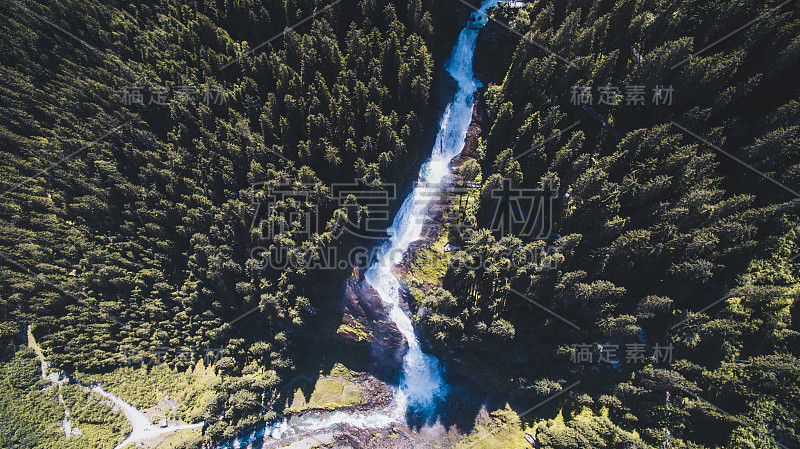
left=287, top=364, right=362, bottom=412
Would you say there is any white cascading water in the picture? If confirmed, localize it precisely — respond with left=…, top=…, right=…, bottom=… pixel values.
left=364, top=0, right=498, bottom=417
left=220, top=2, right=497, bottom=446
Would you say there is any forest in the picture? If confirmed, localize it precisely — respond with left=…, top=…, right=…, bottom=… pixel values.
left=419, top=0, right=800, bottom=447
left=1, top=0, right=798, bottom=448
left=0, top=0, right=446, bottom=444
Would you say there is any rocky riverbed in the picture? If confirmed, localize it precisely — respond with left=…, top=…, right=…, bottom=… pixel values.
left=303, top=90, right=493, bottom=449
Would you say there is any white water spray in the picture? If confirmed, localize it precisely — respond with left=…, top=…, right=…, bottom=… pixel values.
left=218, top=2, right=497, bottom=446
left=364, top=0, right=498, bottom=416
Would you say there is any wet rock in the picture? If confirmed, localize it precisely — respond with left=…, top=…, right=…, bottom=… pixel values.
left=398, top=286, right=416, bottom=315
left=336, top=276, right=408, bottom=376
left=451, top=88, right=487, bottom=168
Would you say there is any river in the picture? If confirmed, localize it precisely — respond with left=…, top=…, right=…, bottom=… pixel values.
left=216, top=1, right=498, bottom=446
left=363, top=0, right=496, bottom=420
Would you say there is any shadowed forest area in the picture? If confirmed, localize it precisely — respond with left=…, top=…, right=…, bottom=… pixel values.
left=421, top=1, right=800, bottom=447
left=1, top=0, right=799, bottom=448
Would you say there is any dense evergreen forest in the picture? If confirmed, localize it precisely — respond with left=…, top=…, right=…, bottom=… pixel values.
left=0, top=0, right=449, bottom=444
left=418, top=0, right=800, bottom=448
left=0, top=0, right=798, bottom=448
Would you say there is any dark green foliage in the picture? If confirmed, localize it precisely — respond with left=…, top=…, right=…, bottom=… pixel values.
left=0, top=0, right=436, bottom=442
left=2, top=0, right=799, bottom=448
left=420, top=1, right=800, bottom=448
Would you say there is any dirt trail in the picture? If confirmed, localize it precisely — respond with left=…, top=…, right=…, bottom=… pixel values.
left=26, top=326, right=203, bottom=449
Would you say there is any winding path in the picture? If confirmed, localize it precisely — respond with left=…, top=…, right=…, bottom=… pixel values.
left=87, top=385, right=204, bottom=449
left=27, top=327, right=204, bottom=449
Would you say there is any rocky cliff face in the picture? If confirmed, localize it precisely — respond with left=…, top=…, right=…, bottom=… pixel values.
left=334, top=66, right=488, bottom=384
left=454, top=88, right=488, bottom=166
left=336, top=270, right=408, bottom=378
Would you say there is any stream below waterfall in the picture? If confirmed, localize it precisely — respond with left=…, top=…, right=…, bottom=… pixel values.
left=213, top=1, right=498, bottom=447
left=362, top=0, right=497, bottom=418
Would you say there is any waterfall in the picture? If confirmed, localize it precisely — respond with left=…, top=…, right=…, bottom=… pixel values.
left=364, top=0, right=498, bottom=418
left=214, top=1, right=497, bottom=445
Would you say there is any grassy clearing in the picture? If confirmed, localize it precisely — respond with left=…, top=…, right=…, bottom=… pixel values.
left=287, top=364, right=362, bottom=412
left=407, top=230, right=450, bottom=287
